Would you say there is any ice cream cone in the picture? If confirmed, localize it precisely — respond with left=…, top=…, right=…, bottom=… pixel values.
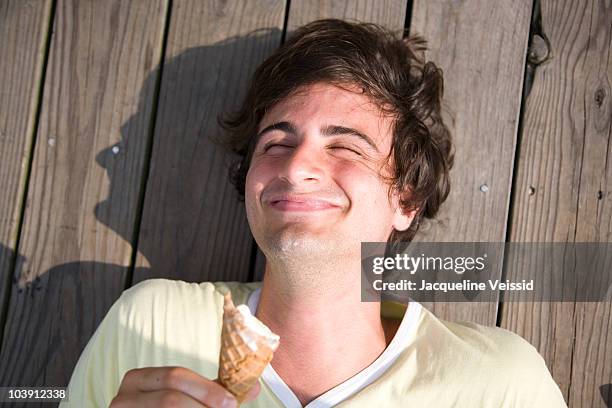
left=218, top=292, right=280, bottom=403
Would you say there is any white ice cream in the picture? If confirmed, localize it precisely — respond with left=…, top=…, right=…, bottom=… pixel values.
left=236, top=304, right=280, bottom=352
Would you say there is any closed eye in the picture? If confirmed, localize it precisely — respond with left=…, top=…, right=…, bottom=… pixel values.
left=262, top=143, right=363, bottom=156
left=329, top=145, right=362, bottom=156
left=263, top=143, right=293, bottom=152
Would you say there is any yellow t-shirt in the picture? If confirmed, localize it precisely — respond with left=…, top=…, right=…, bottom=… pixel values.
left=60, top=279, right=567, bottom=407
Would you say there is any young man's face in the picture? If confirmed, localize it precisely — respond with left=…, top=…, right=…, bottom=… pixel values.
left=245, top=82, right=413, bottom=260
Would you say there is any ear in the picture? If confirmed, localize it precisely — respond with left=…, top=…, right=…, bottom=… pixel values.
left=390, top=190, right=418, bottom=232
left=392, top=207, right=417, bottom=231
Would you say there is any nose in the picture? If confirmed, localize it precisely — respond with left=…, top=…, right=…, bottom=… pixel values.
left=96, top=141, right=122, bottom=169
left=278, top=142, right=326, bottom=186
left=95, top=146, right=112, bottom=168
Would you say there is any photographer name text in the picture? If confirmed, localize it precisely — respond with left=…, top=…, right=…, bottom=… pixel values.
left=372, top=279, right=534, bottom=292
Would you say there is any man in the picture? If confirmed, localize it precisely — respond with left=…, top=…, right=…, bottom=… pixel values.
left=62, top=19, right=566, bottom=407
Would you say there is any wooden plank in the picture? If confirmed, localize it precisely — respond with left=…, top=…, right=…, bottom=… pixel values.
left=0, top=0, right=52, bottom=348
left=570, top=1, right=612, bottom=406
left=410, top=0, right=532, bottom=325
left=251, top=0, right=410, bottom=281
left=571, top=303, right=612, bottom=407
left=286, top=0, right=407, bottom=35
left=501, top=0, right=612, bottom=404
left=0, top=0, right=168, bottom=390
left=132, top=0, right=286, bottom=284
left=569, top=1, right=612, bottom=401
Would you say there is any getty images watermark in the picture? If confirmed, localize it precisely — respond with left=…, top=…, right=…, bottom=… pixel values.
left=360, top=242, right=612, bottom=302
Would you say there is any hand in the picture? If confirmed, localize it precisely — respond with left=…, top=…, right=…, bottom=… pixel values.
left=109, top=366, right=260, bottom=407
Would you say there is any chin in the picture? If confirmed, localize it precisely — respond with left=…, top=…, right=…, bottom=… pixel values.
left=271, top=233, right=327, bottom=255
left=262, top=228, right=359, bottom=262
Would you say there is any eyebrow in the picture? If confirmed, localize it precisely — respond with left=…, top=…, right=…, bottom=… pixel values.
left=256, top=121, right=379, bottom=152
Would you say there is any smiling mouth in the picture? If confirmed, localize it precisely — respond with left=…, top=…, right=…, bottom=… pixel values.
left=268, top=199, right=341, bottom=212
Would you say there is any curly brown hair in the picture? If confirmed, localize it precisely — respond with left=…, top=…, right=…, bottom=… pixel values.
left=217, top=19, right=453, bottom=244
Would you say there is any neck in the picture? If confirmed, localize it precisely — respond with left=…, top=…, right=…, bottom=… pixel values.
left=255, top=260, right=391, bottom=406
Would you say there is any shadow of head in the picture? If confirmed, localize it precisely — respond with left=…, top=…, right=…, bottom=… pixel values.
left=92, top=28, right=280, bottom=265
left=601, top=383, right=612, bottom=407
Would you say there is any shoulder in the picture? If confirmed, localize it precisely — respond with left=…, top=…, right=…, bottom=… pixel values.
left=418, top=308, right=545, bottom=369
left=119, top=278, right=260, bottom=309
left=415, top=309, right=566, bottom=406
left=432, top=314, right=547, bottom=376
left=111, top=279, right=261, bottom=329
left=443, top=318, right=540, bottom=359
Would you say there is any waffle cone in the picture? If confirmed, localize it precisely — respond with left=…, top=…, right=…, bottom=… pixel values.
left=218, top=292, right=278, bottom=403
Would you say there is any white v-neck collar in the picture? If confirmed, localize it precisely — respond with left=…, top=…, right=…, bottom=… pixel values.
left=246, top=287, right=422, bottom=408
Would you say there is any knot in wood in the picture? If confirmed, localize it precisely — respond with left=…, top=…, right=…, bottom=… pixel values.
left=528, top=34, right=551, bottom=66
left=595, top=88, right=606, bottom=108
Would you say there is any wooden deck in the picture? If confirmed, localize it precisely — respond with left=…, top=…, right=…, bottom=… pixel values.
left=0, top=0, right=610, bottom=406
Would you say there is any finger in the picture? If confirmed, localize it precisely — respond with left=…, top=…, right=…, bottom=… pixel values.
left=213, top=379, right=261, bottom=403
left=111, top=389, right=206, bottom=408
left=119, top=367, right=237, bottom=408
